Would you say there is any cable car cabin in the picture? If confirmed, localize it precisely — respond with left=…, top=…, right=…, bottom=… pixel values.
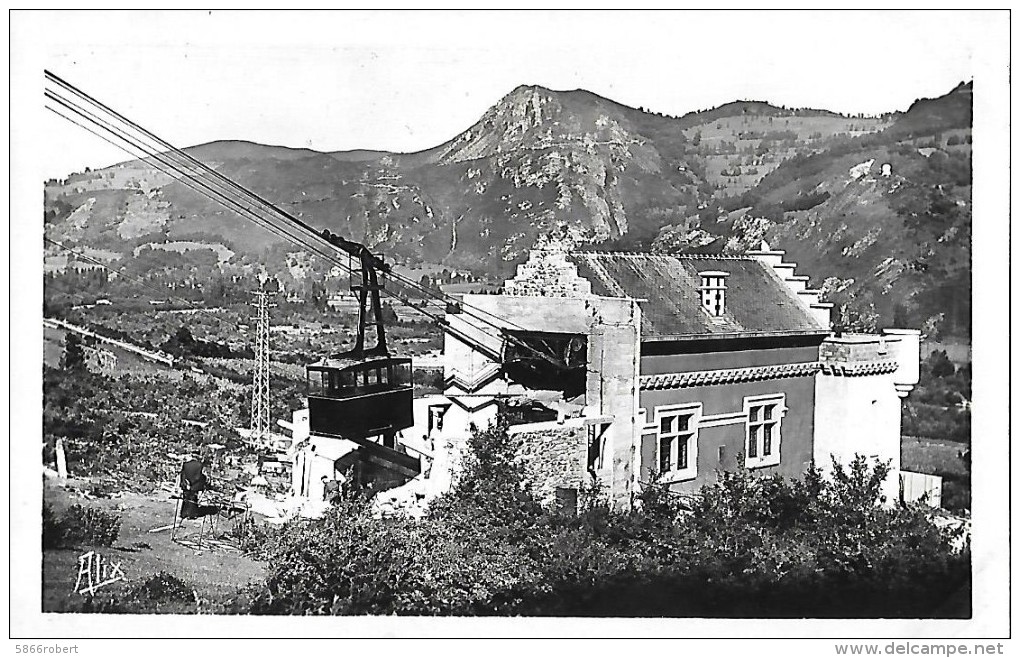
left=306, top=356, right=414, bottom=444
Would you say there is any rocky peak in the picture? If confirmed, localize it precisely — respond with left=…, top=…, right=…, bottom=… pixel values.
left=435, top=85, right=565, bottom=164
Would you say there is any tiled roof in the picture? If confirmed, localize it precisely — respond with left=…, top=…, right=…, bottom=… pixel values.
left=568, top=253, right=828, bottom=339
left=819, top=360, right=899, bottom=377
left=641, top=361, right=822, bottom=390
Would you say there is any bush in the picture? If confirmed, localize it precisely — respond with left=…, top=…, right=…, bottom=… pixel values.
left=240, top=420, right=970, bottom=618
left=927, top=350, right=956, bottom=378
left=42, top=503, right=65, bottom=549
left=54, top=504, right=122, bottom=548
left=412, top=368, right=444, bottom=393
left=231, top=516, right=287, bottom=562
left=71, top=572, right=207, bottom=614
left=61, top=333, right=86, bottom=370
left=134, top=572, right=193, bottom=603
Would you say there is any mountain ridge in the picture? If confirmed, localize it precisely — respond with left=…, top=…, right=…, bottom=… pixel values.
left=44, top=80, right=972, bottom=340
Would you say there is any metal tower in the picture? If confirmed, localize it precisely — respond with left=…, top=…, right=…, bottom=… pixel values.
left=250, top=285, right=275, bottom=445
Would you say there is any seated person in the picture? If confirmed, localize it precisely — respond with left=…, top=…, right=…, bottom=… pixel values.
left=179, top=456, right=215, bottom=519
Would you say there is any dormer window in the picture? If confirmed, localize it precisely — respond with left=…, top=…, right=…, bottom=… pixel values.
left=699, top=271, right=730, bottom=317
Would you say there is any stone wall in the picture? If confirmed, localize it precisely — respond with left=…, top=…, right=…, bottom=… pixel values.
left=511, top=423, right=588, bottom=507
left=503, top=248, right=593, bottom=297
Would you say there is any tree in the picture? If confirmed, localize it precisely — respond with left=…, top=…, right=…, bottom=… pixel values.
left=893, top=302, right=911, bottom=328
left=927, top=350, right=956, bottom=378
left=61, top=332, right=86, bottom=370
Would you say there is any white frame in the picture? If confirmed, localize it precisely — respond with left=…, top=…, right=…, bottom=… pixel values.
left=652, top=403, right=701, bottom=482
left=743, top=394, right=786, bottom=469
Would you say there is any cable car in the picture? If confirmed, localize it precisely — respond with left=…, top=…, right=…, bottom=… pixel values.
left=306, top=355, right=413, bottom=443
left=304, top=231, right=420, bottom=488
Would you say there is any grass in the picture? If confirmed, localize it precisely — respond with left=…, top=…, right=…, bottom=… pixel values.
left=901, top=435, right=971, bottom=513
left=42, top=478, right=266, bottom=613
left=901, top=436, right=969, bottom=478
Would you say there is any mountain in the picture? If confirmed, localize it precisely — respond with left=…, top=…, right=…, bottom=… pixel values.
left=654, top=81, right=971, bottom=338
left=43, top=82, right=971, bottom=340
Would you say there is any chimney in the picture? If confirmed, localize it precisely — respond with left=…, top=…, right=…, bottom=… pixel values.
left=699, top=271, right=730, bottom=317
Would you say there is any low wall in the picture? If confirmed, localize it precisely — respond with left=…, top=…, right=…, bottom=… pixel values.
left=900, top=470, right=943, bottom=508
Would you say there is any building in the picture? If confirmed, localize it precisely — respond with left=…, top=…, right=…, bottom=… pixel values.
left=429, top=239, right=921, bottom=508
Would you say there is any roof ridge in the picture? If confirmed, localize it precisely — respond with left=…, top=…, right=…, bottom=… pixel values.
left=571, top=251, right=753, bottom=260
left=677, top=254, right=754, bottom=260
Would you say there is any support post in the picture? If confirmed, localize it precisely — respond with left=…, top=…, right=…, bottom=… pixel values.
left=55, top=438, right=67, bottom=479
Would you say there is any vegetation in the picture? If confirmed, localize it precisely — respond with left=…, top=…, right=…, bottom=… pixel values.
left=43, top=365, right=249, bottom=491
left=43, top=503, right=122, bottom=549
left=61, top=332, right=86, bottom=370
left=901, top=437, right=971, bottom=514
left=57, top=571, right=253, bottom=615
left=899, top=350, right=971, bottom=512
left=161, top=326, right=253, bottom=359
left=243, top=419, right=970, bottom=617
left=132, top=571, right=194, bottom=603
left=902, top=351, right=971, bottom=443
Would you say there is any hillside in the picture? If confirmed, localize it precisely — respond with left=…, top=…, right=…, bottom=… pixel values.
left=44, top=82, right=971, bottom=339
left=653, top=81, right=972, bottom=338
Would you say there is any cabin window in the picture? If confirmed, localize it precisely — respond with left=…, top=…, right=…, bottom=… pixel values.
left=392, top=362, right=412, bottom=387
left=744, top=394, right=785, bottom=469
left=308, top=371, right=326, bottom=396
left=654, top=403, right=700, bottom=482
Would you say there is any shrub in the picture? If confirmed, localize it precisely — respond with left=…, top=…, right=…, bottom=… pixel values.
left=57, top=504, right=121, bottom=547
left=240, top=422, right=970, bottom=618
left=72, top=572, right=202, bottom=614
left=42, top=503, right=65, bottom=549
left=134, top=572, right=193, bottom=603
left=927, top=350, right=957, bottom=378
left=61, top=332, right=86, bottom=370
left=231, top=516, right=287, bottom=562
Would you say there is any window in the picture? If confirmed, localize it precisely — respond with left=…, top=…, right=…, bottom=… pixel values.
left=744, top=395, right=785, bottom=468
left=392, top=362, right=412, bottom=386
left=654, top=404, right=700, bottom=481
left=307, top=370, right=326, bottom=396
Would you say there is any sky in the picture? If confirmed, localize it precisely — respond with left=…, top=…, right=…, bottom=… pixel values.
left=11, top=9, right=1001, bottom=180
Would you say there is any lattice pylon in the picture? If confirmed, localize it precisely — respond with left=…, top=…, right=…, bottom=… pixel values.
left=249, top=286, right=275, bottom=445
